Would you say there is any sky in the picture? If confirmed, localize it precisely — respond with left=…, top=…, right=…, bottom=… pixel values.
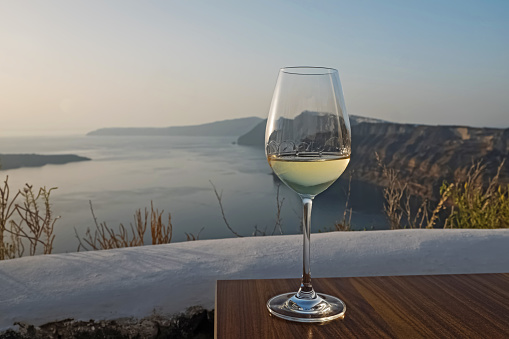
left=0, top=0, right=508, bottom=136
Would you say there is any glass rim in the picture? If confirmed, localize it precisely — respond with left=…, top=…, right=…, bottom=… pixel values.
left=280, top=66, right=338, bottom=75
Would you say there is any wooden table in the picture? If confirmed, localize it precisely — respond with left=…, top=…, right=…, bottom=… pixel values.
left=215, top=273, right=509, bottom=338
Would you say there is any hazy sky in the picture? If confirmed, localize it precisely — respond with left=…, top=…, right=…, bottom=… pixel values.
left=1, top=0, right=508, bottom=135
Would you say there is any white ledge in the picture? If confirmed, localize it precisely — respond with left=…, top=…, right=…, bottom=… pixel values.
left=1, top=229, right=508, bottom=330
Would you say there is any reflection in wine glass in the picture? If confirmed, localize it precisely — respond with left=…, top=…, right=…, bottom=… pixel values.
left=265, top=67, right=351, bottom=323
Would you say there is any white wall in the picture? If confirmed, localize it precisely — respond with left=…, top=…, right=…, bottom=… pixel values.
left=1, top=229, right=508, bottom=330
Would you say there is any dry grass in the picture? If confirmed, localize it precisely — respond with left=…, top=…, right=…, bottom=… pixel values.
left=150, top=201, right=173, bottom=244
left=185, top=227, right=204, bottom=241
left=75, top=201, right=173, bottom=251
left=377, top=153, right=508, bottom=229
left=443, top=160, right=508, bottom=228
left=376, top=152, right=454, bottom=229
left=376, top=152, right=407, bottom=229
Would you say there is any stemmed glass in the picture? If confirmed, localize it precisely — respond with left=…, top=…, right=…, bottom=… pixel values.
left=265, top=67, right=351, bottom=322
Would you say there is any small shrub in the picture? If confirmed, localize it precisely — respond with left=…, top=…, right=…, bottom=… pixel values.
left=0, top=176, right=21, bottom=260
left=1, top=176, right=58, bottom=260
left=443, top=160, right=508, bottom=229
left=11, top=184, right=59, bottom=256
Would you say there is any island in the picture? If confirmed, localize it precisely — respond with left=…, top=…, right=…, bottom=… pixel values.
left=0, top=154, right=91, bottom=170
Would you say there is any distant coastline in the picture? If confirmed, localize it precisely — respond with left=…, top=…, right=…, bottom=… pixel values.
left=86, top=117, right=263, bottom=137
left=0, top=154, right=91, bottom=170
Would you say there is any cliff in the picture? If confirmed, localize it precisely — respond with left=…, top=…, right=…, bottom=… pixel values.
left=351, top=122, right=509, bottom=197
left=238, top=115, right=386, bottom=148
left=238, top=118, right=509, bottom=198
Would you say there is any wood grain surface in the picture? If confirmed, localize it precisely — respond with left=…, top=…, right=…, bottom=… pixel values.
left=215, top=273, right=509, bottom=339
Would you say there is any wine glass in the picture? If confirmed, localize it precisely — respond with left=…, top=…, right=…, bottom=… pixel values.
left=265, top=66, right=351, bottom=322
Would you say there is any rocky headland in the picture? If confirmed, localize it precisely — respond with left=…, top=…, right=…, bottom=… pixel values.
left=239, top=116, right=509, bottom=199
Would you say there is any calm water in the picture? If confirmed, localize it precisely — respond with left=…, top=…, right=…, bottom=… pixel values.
left=0, top=135, right=386, bottom=254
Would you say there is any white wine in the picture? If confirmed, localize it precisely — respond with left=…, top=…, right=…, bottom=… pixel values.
left=268, top=154, right=350, bottom=196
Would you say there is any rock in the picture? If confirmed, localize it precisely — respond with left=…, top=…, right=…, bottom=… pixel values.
left=0, top=307, right=214, bottom=339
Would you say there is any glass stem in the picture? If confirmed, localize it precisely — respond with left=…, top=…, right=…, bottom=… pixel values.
left=296, top=196, right=316, bottom=299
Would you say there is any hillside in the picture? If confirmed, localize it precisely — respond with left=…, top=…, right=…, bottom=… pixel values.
left=238, top=117, right=509, bottom=198
left=349, top=122, right=509, bottom=197
left=0, top=154, right=91, bottom=170
left=238, top=114, right=385, bottom=148
left=87, top=117, right=263, bottom=137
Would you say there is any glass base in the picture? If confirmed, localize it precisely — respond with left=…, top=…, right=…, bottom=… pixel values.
left=267, top=292, right=346, bottom=323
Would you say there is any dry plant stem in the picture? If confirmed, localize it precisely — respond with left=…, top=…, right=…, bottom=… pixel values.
left=402, top=190, right=430, bottom=229
left=8, top=221, right=24, bottom=258
left=293, top=207, right=304, bottom=233
left=329, top=173, right=353, bottom=232
left=404, top=194, right=425, bottom=229
left=9, top=184, right=59, bottom=256
left=209, top=181, right=243, bottom=237
left=130, top=208, right=148, bottom=246
left=444, top=205, right=455, bottom=229
left=376, top=152, right=406, bottom=229
left=253, top=224, right=267, bottom=236
left=271, top=185, right=285, bottom=235
left=344, top=174, right=352, bottom=225
left=185, top=227, right=204, bottom=241
left=335, top=173, right=353, bottom=231
left=79, top=202, right=137, bottom=250
left=416, top=202, right=427, bottom=229
left=377, top=153, right=436, bottom=230
left=210, top=181, right=286, bottom=237
left=76, top=202, right=127, bottom=251
left=0, top=176, right=21, bottom=260
left=1, top=178, right=58, bottom=259
left=483, top=159, right=505, bottom=202
left=150, top=201, right=172, bottom=245
left=426, top=183, right=453, bottom=229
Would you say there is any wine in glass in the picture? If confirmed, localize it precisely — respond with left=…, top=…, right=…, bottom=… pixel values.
left=265, top=66, right=351, bottom=322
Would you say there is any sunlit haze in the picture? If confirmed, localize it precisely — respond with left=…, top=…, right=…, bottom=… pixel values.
left=1, top=0, right=508, bottom=136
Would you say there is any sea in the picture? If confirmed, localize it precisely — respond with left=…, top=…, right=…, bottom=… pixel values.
left=0, top=135, right=386, bottom=254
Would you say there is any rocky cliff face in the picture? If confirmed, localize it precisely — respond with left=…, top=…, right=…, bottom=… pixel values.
left=351, top=122, right=509, bottom=197
left=239, top=118, right=509, bottom=199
